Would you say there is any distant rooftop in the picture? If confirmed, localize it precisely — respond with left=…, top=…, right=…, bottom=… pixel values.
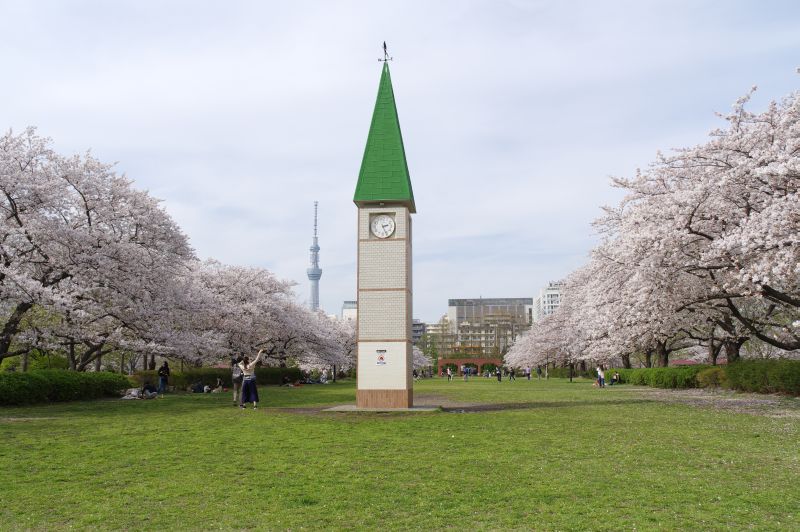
left=448, top=298, right=533, bottom=306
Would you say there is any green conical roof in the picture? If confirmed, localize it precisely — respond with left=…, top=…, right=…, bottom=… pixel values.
left=354, top=62, right=416, bottom=213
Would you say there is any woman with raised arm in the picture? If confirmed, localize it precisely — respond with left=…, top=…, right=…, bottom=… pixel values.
left=238, top=349, right=264, bottom=409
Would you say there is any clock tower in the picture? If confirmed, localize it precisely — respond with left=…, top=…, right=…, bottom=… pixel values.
left=353, top=60, right=416, bottom=408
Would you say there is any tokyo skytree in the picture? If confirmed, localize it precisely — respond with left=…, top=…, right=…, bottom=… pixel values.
left=306, top=201, right=322, bottom=311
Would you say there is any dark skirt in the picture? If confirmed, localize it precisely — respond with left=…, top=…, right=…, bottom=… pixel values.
left=241, top=378, right=259, bottom=404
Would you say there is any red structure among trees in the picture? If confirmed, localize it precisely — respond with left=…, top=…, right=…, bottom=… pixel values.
left=437, top=358, right=503, bottom=376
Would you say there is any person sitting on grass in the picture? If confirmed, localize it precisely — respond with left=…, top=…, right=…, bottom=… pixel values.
left=142, top=382, right=158, bottom=399
left=121, top=387, right=141, bottom=400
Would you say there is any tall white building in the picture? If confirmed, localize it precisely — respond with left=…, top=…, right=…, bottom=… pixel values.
left=533, top=281, right=564, bottom=322
left=341, top=301, right=357, bottom=322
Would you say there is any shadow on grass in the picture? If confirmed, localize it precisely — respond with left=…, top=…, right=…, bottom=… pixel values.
left=1, top=383, right=653, bottom=420
left=441, top=398, right=654, bottom=413
left=0, top=383, right=359, bottom=419
left=0, top=393, right=228, bottom=420
left=270, top=398, right=657, bottom=417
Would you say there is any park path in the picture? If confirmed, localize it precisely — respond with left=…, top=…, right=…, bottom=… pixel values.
left=625, top=386, right=800, bottom=419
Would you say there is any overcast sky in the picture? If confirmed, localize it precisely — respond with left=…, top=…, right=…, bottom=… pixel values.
left=2, top=0, right=799, bottom=321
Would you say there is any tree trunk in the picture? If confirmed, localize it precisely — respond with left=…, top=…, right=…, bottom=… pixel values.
left=568, top=362, right=574, bottom=383
left=708, top=341, right=718, bottom=366
left=76, top=343, right=103, bottom=372
left=656, top=341, right=669, bottom=367
left=142, top=354, right=148, bottom=372
left=723, top=340, right=742, bottom=363
left=644, top=349, right=653, bottom=368
left=21, top=352, right=29, bottom=372
left=148, top=354, right=156, bottom=370
left=621, top=354, right=632, bottom=369
left=579, top=360, right=587, bottom=372
left=0, top=302, right=33, bottom=358
left=68, top=341, right=77, bottom=371
left=94, top=355, right=102, bottom=372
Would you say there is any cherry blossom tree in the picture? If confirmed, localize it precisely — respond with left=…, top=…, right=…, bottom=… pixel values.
left=188, top=260, right=355, bottom=371
left=598, top=87, right=799, bottom=359
left=413, top=346, right=432, bottom=369
left=515, top=85, right=799, bottom=367
left=0, top=128, right=194, bottom=368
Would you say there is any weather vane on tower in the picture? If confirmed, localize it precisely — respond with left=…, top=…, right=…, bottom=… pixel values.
left=380, top=41, right=393, bottom=62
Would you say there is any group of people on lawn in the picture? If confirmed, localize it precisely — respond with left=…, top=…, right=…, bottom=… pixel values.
left=135, top=348, right=335, bottom=407
left=139, top=356, right=621, bottom=405
left=595, top=366, right=620, bottom=387
left=131, top=350, right=265, bottom=406
left=443, top=366, right=529, bottom=381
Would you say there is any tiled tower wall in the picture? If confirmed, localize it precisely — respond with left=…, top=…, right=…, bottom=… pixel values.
left=357, top=205, right=412, bottom=396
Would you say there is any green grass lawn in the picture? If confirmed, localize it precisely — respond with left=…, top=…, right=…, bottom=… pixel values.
left=1, top=378, right=798, bottom=530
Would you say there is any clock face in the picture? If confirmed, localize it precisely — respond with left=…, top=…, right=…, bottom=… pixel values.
left=370, top=214, right=395, bottom=239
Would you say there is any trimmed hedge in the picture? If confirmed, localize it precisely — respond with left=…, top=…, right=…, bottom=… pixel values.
left=696, top=366, right=728, bottom=388
left=0, top=370, right=132, bottom=406
left=546, top=367, right=596, bottom=379
left=725, top=360, right=800, bottom=395
left=132, top=367, right=303, bottom=389
left=0, top=353, right=70, bottom=372
left=612, top=366, right=709, bottom=389
left=611, top=361, right=800, bottom=395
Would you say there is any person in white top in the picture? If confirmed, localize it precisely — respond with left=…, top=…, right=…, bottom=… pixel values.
left=238, top=349, right=264, bottom=409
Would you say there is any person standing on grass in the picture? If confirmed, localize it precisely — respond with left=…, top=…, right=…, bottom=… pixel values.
left=509, top=367, right=516, bottom=382
left=157, top=361, right=170, bottom=396
left=238, top=349, right=264, bottom=409
left=446, top=366, right=452, bottom=382
left=497, top=368, right=502, bottom=382
left=231, top=354, right=243, bottom=406
left=525, top=366, right=531, bottom=380
left=536, top=366, right=542, bottom=380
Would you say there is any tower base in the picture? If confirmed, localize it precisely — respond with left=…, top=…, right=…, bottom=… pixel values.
left=357, top=389, right=413, bottom=409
